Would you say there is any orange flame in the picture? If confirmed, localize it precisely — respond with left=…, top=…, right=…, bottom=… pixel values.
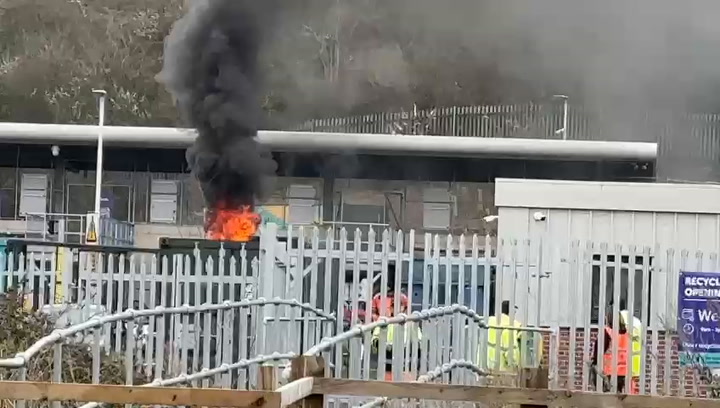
left=205, top=204, right=261, bottom=242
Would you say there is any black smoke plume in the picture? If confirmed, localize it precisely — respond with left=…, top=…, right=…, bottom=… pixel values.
left=158, top=0, right=277, bottom=210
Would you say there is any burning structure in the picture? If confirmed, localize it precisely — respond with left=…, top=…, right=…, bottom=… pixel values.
left=158, top=0, right=277, bottom=242
left=204, top=205, right=261, bottom=242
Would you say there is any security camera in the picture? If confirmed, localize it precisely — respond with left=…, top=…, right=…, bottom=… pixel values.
left=51, top=145, right=60, bottom=157
left=532, top=212, right=547, bottom=222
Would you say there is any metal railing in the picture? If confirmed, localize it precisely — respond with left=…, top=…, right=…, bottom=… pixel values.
left=291, top=103, right=720, bottom=160
left=22, top=212, right=134, bottom=246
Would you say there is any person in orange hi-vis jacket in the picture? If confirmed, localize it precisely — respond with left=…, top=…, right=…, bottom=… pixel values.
left=369, top=263, right=420, bottom=381
left=592, top=307, right=631, bottom=393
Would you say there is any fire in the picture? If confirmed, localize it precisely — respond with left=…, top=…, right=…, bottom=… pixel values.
left=205, top=204, right=261, bottom=242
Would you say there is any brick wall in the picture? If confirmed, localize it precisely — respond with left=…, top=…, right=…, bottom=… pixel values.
left=541, top=327, right=717, bottom=398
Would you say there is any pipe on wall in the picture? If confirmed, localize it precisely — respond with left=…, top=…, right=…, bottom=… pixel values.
left=0, top=122, right=658, bottom=161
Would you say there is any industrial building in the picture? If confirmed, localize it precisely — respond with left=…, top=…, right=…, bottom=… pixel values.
left=0, top=122, right=656, bottom=247
left=495, top=178, right=720, bottom=327
left=2, top=120, right=716, bottom=398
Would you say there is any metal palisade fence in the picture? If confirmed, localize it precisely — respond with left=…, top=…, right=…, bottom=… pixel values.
left=0, top=223, right=717, bottom=399
left=291, top=103, right=720, bottom=162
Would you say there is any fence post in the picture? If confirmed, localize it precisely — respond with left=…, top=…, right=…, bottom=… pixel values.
left=258, top=365, right=277, bottom=391
left=258, top=223, right=279, bottom=357
left=519, top=367, right=549, bottom=408
left=452, top=106, right=458, bottom=135
left=290, top=356, right=325, bottom=408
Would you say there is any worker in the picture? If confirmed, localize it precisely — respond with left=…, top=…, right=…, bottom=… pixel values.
left=370, top=263, right=421, bottom=381
left=619, top=300, right=642, bottom=394
left=371, top=293, right=422, bottom=381
left=484, top=301, right=525, bottom=371
left=371, top=264, right=409, bottom=321
left=592, top=307, right=630, bottom=393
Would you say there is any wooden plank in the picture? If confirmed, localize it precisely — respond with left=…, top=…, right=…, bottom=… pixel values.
left=277, top=378, right=314, bottom=407
left=0, top=381, right=281, bottom=408
left=520, top=368, right=549, bottom=408
left=311, top=378, right=720, bottom=408
left=520, top=368, right=549, bottom=389
left=289, top=356, right=325, bottom=408
left=259, top=365, right=278, bottom=391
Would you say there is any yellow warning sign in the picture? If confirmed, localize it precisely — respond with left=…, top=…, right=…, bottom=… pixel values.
left=85, top=213, right=99, bottom=245
left=54, top=247, right=65, bottom=304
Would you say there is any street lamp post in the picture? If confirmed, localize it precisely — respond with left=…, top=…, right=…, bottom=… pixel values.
left=92, top=89, right=107, bottom=217
left=554, top=94, right=569, bottom=140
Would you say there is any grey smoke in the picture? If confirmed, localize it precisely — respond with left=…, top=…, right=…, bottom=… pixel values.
left=158, top=0, right=278, bottom=210
left=269, top=0, right=720, bottom=180
left=271, top=1, right=720, bottom=116
left=157, top=0, right=720, bottom=186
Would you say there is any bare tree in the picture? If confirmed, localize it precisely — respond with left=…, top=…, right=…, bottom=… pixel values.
left=0, top=0, right=182, bottom=125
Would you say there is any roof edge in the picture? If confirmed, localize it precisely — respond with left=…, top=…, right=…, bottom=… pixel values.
left=0, top=122, right=658, bottom=161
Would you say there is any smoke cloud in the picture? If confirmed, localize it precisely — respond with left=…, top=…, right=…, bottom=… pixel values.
left=263, top=0, right=720, bottom=180
left=401, top=0, right=720, bottom=180
left=158, top=0, right=277, bottom=209
left=158, top=0, right=720, bottom=184
left=268, top=1, right=720, bottom=117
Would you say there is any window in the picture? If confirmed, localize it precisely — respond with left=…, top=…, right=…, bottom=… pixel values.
left=67, top=184, right=95, bottom=215
left=180, top=178, right=205, bottom=226
left=0, top=168, right=16, bottom=219
left=422, top=188, right=452, bottom=230
left=102, top=186, right=131, bottom=222
left=19, top=173, right=47, bottom=216
left=342, top=203, right=385, bottom=224
left=590, top=254, right=654, bottom=324
left=384, top=192, right=405, bottom=230
left=134, top=175, right=149, bottom=223
left=66, top=184, right=131, bottom=221
left=340, top=202, right=386, bottom=239
left=150, top=180, right=178, bottom=223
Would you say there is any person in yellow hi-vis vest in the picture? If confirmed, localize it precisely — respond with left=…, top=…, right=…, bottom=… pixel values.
left=619, top=301, right=642, bottom=394
left=486, top=301, right=522, bottom=371
left=483, top=301, right=543, bottom=371
left=371, top=295, right=422, bottom=381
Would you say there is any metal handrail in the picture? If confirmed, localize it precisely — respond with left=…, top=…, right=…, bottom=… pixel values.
left=0, top=298, right=334, bottom=368
left=304, top=305, right=553, bottom=356
left=277, top=304, right=554, bottom=382
left=78, top=352, right=295, bottom=408
left=21, top=212, right=135, bottom=246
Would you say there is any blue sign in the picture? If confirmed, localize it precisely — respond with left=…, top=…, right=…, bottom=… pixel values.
left=678, top=271, right=720, bottom=367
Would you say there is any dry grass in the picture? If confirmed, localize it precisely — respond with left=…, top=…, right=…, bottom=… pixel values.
left=0, top=290, right=139, bottom=408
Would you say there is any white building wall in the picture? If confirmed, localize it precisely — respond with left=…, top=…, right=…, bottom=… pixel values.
left=495, top=178, right=720, bottom=329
